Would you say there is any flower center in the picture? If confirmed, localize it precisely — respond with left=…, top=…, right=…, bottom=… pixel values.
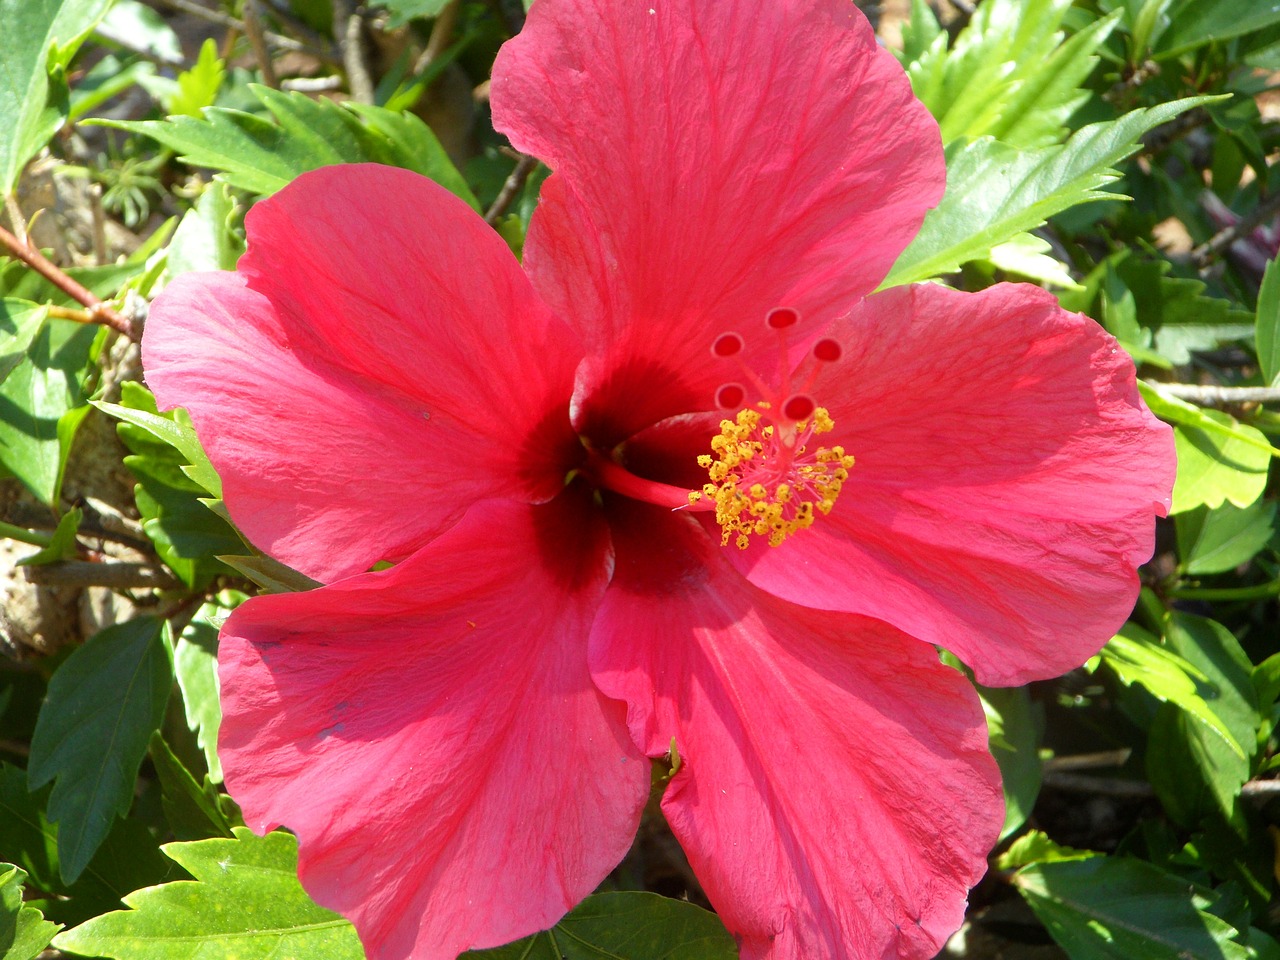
left=690, top=306, right=854, bottom=549
left=690, top=404, right=854, bottom=549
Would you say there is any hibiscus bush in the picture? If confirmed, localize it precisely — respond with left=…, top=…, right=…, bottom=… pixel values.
left=1, top=0, right=1279, bottom=958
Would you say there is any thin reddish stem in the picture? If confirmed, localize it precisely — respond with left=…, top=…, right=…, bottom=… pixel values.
left=584, top=449, right=710, bottom=511
left=0, top=223, right=137, bottom=341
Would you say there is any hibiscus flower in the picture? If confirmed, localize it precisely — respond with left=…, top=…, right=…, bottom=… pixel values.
left=142, top=0, right=1174, bottom=957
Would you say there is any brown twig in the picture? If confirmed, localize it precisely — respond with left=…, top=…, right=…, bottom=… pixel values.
left=88, top=182, right=107, bottom=265
left=23, top=561, right=179, bottom=590
left=1044, top=770, right=1280, bottom=802
left=334, top=0, right=375, bottom=104
left=484, top=154, right=538, bottom=225
left=1145, top=381, right=1280, bottom=406
left=142, top=0, right=337, bottom=63
left=242, top=0, right=279, bottom=88
left=0, top=223, right=137, bottom=340
left=413, top=0, right=460, bottom=75
left=3, top=195, right=28, bottom=245
left=1192, top=189, right=1280, bottom=268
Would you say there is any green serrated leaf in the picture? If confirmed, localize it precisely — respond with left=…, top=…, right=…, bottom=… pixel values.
left=884, top=97, right=1217, bottom=287
left=99, top=85, right=478, bottom=209
left=1257, top=257, right=1280, bottom=386
left=0, top=863, right=60, bottom=960
left=1015, top=856, right=1251, bottom=960
left=0, top=300, right=46, bottom=386
left=466, top=892, right=737, bottom=960
left=166, top=180, right=242, bottom=277
left=17, top=506, right=81, bottom=565
left=28, top=618, right=172, bottom=884
left=1099, top=625, right=1246, bottom=759
left=148, top=733, right=233, bottom=840
left=1176, top=500, right=1276, bottom=575
left=0, top=0, right=113, bottom=195
left=0, top=764, right=172, bottom=928
left=167, top=38, right=224, bottom=118
left=905, top=0, right=1117, bottom=149
left=53, top=828, right=365, bottom=960
left=93, top=382, right=221, bottom=497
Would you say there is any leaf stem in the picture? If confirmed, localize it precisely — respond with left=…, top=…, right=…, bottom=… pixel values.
left=0, top=223, right=138, bottom=340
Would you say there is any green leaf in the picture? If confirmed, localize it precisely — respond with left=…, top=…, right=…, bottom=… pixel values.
left=53, top=828, right=365, bottom=960
left=166, top=38, right=224, bottom=118
left=1176, top=500, right=1277, bottom=575
left=0, top=0, right=113, bottom=195
left=173, top=594, right=244, bottom=782
left=1157, top=0, right=1280, bottom=56
left=883, top=97, right=1216, bottom=287
left=0, top=317, right=98, bottom=505
left=147, top=733, right=233, bottom=840
left=28, top=618, right=173, bottom=884
left=166, top=181, right=242, bottom=277
left=904, top=0, right=1117, bottom=149
left=0, top=863, right=60, bottom=960
left=93, top=384, right=221, bottom=498
left=215, top=551, right=321, bottom=594
left=369, top=0, right=451, bottom=27
left=466, top=892, right=737, bottom=960
left=1099, top=625, right=1246, bottom=759
left=980, top=685, right=1042, bottom=841
left=101, top=86, right=479, bottom=209
left=0, top=300, right=46, bottom=386
left=0, top=764, right=173, bottom=928
left=995, top=830, right=1098, bottom=871
left=1015, top=856, right=1251, bottom=960
left=1256, top=257, right=1280, bottom=386
left=16, top=506, right=81, bottom=565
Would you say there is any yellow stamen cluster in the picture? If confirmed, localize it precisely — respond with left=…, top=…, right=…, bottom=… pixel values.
left=689, top=407, right=854, bottom=549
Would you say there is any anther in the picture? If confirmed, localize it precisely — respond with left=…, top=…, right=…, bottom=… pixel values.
left=712, top=332, right=744, bottom=358
left=716, top=383, right=747, bottom=410
left=765, top=307, right=799, bottom=330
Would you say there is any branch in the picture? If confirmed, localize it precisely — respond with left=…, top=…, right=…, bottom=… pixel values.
left=1144, top=381, right=1280, bottom=406
left=142, top=0, right=338, bottom=63
left=1044, top=770, right=1280, bottom=802
left=1192, top=189, right=1280, bottom=268
left=0, top=223, right=138, bottom=340
left=242, top=0, right=280, bottom=88
left=484, top=154, right=538, bottom=225
left=334, top=0, right=375, bottom=104
left=23, top=561, right=179, bottom=590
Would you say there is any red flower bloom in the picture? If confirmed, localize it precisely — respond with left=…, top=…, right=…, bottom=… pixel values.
left=143, top=0, right=1174, bottom=958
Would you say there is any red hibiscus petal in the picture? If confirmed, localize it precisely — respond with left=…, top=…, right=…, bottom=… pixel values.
left=729, top=282, right=1174, bottom=686
left=492, top=0, right=943, bottom=442
left=217, top=492, right=647, bottom=960
left=591, top=502, right=1001, bottom=960
left=145, top=165, right=583, bottom=582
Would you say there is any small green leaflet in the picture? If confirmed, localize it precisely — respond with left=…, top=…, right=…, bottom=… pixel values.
left=465, top=892, right=737, bottom=960
left=1156, top=0, right=1280, bottom=56
left=16, top=506, right=81, bottom=566
left=1015, top=856, right=1252, bottom=960
left=0, top=863, right=60, bottom=960
left=883, top=97, right=1218, bottom=287
left=53, top=828, right=365, bottom=960
left=28, top=618, right=172, bottom=884
left=99, top=86, right=478, bottom=208
left=166, top=180, right=242, bottom=278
